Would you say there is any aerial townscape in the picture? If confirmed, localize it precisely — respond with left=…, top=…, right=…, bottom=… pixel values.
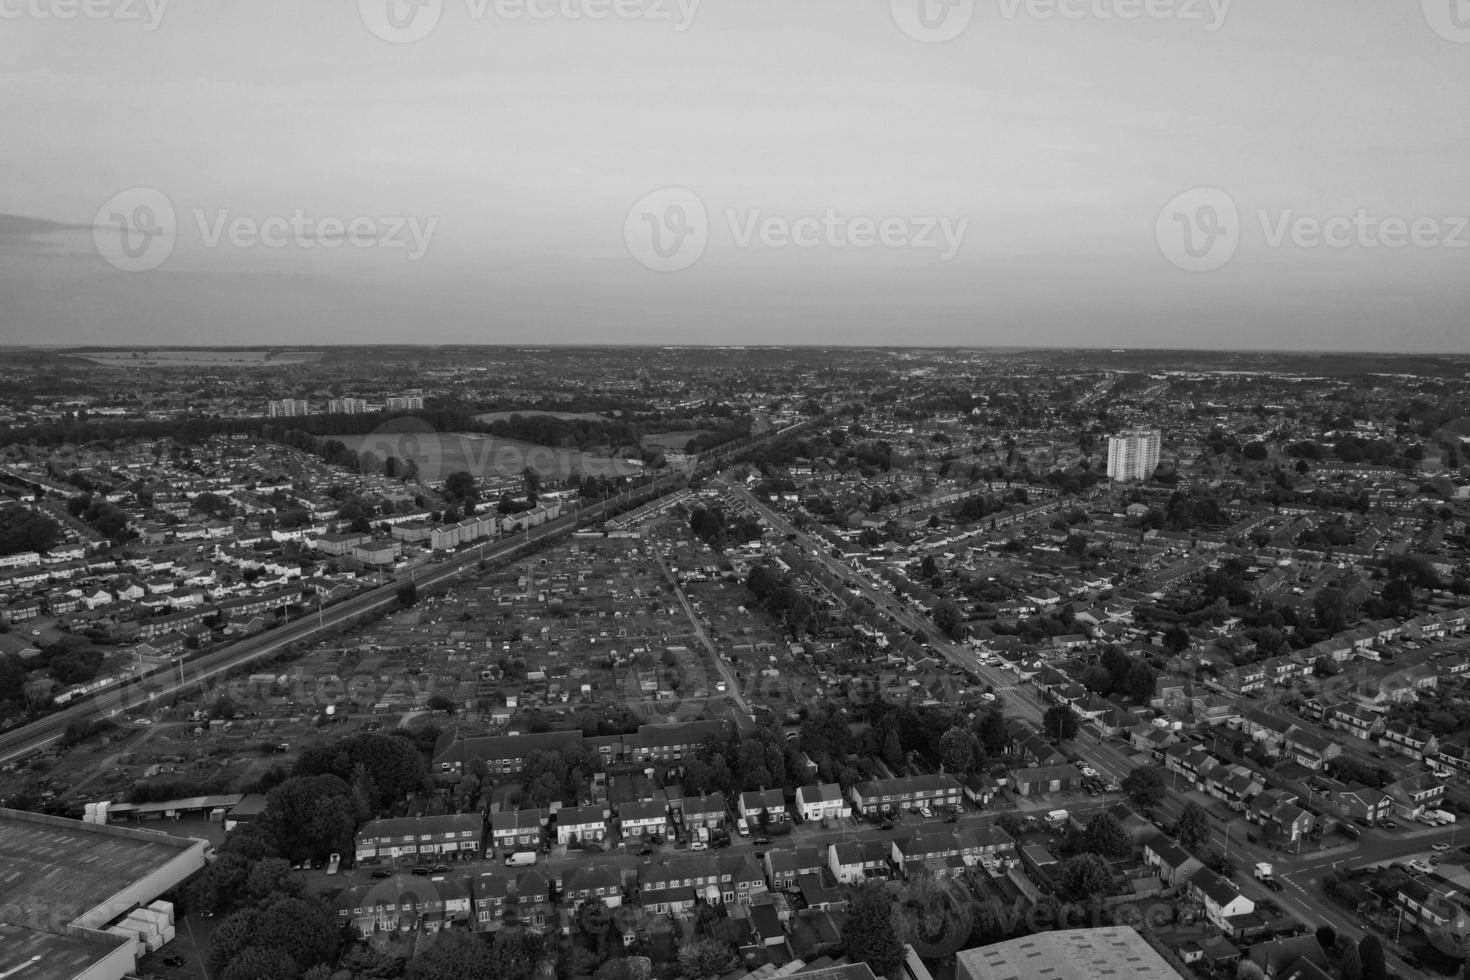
left=0, top=345, right=1467, bottom=980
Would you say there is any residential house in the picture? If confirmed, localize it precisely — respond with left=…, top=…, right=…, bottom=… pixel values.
left=738, top=788, right=789, bottom=827
left=509, top=869, right=550, bottom=931
left=472, top=872, right=508, bottom=931
left=489, top=809, right=547, bottom=852
left=794, top=784, right=849, bottom=822
left=1324, top=702, right=1383, bottom=740
left=561, top=863, right=623, bottom=909
left=1396, top=875, right=1463, bottom=929
left=1324, top=784, right=1393, bottom=825
left=1143, top=833, right=1203, bottom=886
left=1009, top=764, right=1082, bottom=798
left=678, top=793, right=728, bottom=830
left=1384, top=772, right=1445, bottom=819
left=765, top=846, right=825, bottom=892
left=829, top=840, right=891, bottom=884
left=555, top=804, right=607, bottom=846
left=1380, top=720, right=1439, bottom=761
left=1187, top=867, right=1255, bottom=934
left=354, top=814, right=484, bottom=864
left=618, top=800, right=669, bottom=838
left=849, top=774, right=963, bottom=817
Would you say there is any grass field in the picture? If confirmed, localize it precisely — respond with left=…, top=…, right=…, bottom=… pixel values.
left=473, top=411, right=612, bottom=424
left=641, top=430, right=710, bottom=452
left=334, top=430, right=643, bottom=483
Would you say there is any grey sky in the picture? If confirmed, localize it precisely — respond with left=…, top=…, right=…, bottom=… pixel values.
left=1, top=0, right=1467, bottom=350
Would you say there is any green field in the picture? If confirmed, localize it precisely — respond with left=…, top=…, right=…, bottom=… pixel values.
left=473, top=410, right=612, bottom=424
left=641, top=430, right=710, bottom=452
left=334, top=430, right=643, bottom=483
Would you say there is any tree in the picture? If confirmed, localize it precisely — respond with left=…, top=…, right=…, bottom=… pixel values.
left=1163, top=625, right=1191, bottom=653
left=262, top=775, right=359, bottom=862
left=397, top=581, right=418, bottom=608
left=882, top=727, right=904, bottom=767
left=1082, top=812, right=1131, bottom=859
left=407, top=930, right=497, bottom=980
left=219, top=946, right=301, bottom=980
left=1122, top=767, right=1167, bottom=808
left=1236, top=962, right=1266, bottom=980
left=1056, top=852, right=1111, bottom=901
left=1124, top=661, right=1156, bottom=704
left=1176, top=802, right=1211, bottom=851
left=245, top=857, right=300, bottom=901
left=1315, top=924, right=1337, bottom=952
left=250, top=896, right=339, bottom=972
left=1357, top=935, right=1386, bottom=980
left=1043, top=705, right=1079, bottom=742
left=938, top=726, right=978, bottom=775
left=444, top=470, right=477, bottom=504
left=931, top=599, right=963, bottom=640
left=677, top=938, right=737, bottom=978
left=842, top=882, right=905, bottom=978
left=1336, top=938, right=1362, bottom=980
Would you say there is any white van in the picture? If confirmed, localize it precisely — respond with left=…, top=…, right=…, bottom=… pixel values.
left=736, top=817, right=750, bottom=837
left=504, top=851, right=538, bottom=867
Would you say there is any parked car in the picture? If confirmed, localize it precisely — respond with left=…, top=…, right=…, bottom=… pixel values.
left=689, top=841, right=708, bottom=851
left=371, top=870, right=392, bottom=879
left=754, top=837, right=772, bottom=846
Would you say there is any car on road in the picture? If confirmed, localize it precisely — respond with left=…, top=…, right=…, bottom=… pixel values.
left=1262, top=878, right=1283, bottom=891
left=371, top=870, right=392, bottom=878
left=638, top=847, right=655, bottom=856
left=1432, top=843, right=1451, bottom=852
left=689, top=841, right=708, bottom=851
